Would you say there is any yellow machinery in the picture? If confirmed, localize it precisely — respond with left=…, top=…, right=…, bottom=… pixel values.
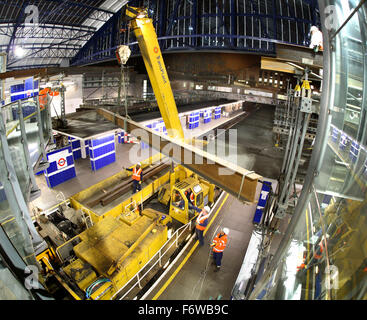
left=122, top=6, right=184, bottom=140
left=38, top=158, right=216, bottom=299
left=160, top=176, right=214, bottom=224
left=37, top=6, right=218, bottom=299
left=60, top=208, right=167, bottom=300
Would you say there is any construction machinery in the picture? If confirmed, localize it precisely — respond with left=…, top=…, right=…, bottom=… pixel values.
left=34, top=156, right=217, bottom=300
left=118, top=5, right=184, bottom=140
left=159, top=175, right=214, bottom=224
left=32, top=6, right=219, bottom=300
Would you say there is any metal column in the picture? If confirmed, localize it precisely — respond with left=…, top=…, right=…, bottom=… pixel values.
left=275, top=70, right=314, bottom=218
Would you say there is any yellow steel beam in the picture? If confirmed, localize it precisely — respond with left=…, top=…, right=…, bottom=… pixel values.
left=128, top=6, right=184, bottom=140
left=97, top=108, right=262, bottom=203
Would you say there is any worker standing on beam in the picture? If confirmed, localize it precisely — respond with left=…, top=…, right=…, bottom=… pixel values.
left=211, top=228, right=229, bottom=272
left=309, top=25, right=323, bottom=53
left=123, top=162, right=143, bottom=194
left=195, top=206, right=210, bottom=246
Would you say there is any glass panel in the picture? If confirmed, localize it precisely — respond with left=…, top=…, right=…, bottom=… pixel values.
left=196, top=192, right=203, bottom=207
left=0, top=144, right=37, bottom=267
left=172, top=190, right=185, bottom=210
left=248, top=0, right=367, bottom=300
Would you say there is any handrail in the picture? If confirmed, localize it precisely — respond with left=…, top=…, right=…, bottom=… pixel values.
left=111, top=219, right=193, bottom=300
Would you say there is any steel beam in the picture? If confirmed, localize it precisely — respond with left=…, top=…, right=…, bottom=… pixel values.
left=97, top=108, right=261, bottom=203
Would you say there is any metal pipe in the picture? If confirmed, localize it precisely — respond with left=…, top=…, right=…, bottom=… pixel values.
left=282, top=113, right=311, bottom=207
left=278, top=108, right=302, bottom=204
left=329, top=0, right=367, bottom=40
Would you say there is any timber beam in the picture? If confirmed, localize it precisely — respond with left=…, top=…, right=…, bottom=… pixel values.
left=97, top=108, right=262, bottom=203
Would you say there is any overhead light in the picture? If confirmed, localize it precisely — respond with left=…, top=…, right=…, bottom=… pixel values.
left=14, top=46, right=25, bottom=58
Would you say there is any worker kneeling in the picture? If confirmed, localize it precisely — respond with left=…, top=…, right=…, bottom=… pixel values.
left=124, top=162, right=143, bottom=194
left=195, top=206, right=210, bottom=246
left=211, top=228, right=229, bottom=272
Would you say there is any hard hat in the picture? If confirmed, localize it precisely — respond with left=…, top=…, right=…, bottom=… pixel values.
left=310, top=26, right=318, bottom=33
left=137, top=162, right=141, bottom=167
left=204, top=206, right=210, bottom=213
left=222, top=228, right=230, bottom=235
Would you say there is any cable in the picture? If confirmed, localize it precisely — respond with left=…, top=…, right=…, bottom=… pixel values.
left=85, top=278, right=111, bottom=299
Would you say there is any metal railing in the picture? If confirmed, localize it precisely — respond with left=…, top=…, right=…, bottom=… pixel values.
left=111, top=218, right=195, bottom=300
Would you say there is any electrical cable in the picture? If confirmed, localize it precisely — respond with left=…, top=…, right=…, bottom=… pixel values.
left=85, top=278, right=111, bottom=299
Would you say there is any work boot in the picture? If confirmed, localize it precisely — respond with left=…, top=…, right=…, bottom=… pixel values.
left=214, top=266, right=221, bottom=272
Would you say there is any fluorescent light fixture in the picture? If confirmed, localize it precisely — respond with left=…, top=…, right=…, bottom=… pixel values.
left=14, top=46, right=25, bottom=58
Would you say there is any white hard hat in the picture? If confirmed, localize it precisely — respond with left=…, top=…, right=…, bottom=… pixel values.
left=222, top=228, right=230, bottom=235
left=310, top=26, right=318, bottom=33
left=137, top=162, right=141, bottom=166
left=204, top=206, right=210, bottom=213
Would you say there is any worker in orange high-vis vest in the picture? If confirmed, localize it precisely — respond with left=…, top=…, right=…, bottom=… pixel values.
left=124, top=162, right=143, bottom=194
left=185, top=189, right=195, bottom=205
left=211, top=228, right=229, bottom=271
left=195, top=206, right=210, bottom=246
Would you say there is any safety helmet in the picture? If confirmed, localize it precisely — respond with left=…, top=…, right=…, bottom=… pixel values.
left=137, top=162, right=141, bottom=167
left=204, top=206, right=210, bottom=213
left=222, top=227, right=230, bottom=235
left=310, top=26, right=318, bottom=33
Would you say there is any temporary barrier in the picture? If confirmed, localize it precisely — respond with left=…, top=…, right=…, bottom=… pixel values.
left=118, top=130, right=126, bottom=144
left=349, top=140, right=360, bottom=164
left=44, top=146, right=76, bottom=188
left=11, top=103, right=36, bottom=120
left=253, top=181, right=271, bottom=224
left=10, top=77, right=39, bottom=102
left=339, top=133, right=348, bottom=151
left=214, top=107, right=221, bottom=120
left=321, top=194, right=332, bottom=208
left=203, top=109, right=212, bottom=124
left=331, top=127, right=339, bottom=143
left=188, top=112, right=200, bottom=129
left=90, top=134, right=116, bottom=171
left=69, top=137, right=82, bottom=160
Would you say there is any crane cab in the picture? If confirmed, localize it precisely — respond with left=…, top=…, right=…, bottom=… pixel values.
left=169, top=177, right=212, bottom=224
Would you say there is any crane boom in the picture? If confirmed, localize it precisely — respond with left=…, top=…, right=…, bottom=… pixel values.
left=125, top=6, right=184, bottom=140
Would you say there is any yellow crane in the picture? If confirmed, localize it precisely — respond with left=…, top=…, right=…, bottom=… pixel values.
left=118, top=5, right=184, bottom=140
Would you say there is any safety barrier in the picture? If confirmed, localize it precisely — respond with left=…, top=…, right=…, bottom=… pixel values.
left=111, top=219, right=194, bottom=300
left=10, top=77, right=39, bottom=102
left=69, top=137, right=82, bottom=160
left=89, top=133, right=116, bottom=171
left=44, top=146, right=76, bottom=188
left=188, top=112, right=200, bottom=129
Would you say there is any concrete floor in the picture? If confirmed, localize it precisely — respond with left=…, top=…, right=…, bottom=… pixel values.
left=206, top=104, right=284, bottom=179
left=158, top=183, right=264, bottom=300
